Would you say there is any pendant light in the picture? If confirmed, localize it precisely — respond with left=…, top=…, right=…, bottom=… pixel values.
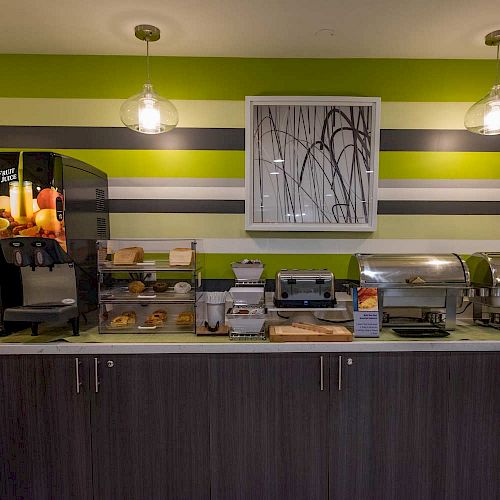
left=464, top=30, right=500, bottom=135
left=120, top=25, right=179, bottom=134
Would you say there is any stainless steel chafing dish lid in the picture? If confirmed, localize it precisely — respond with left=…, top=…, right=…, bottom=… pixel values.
left=353, top=254, right=470, bottom=288
left=467, top=252, right=500, bottom=287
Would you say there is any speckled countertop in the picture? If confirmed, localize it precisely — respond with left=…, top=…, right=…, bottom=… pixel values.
left=1, top=322, right=499, bottom=354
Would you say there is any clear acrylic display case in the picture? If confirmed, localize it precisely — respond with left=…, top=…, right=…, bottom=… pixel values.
left=96, top=239, right=200, bottom=334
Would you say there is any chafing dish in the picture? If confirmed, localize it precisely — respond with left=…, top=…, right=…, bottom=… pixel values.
left=274, top=269, right=335, bottom=308
left=350, top=254, right=470, bottom=330
left=467, top=252, right=500, bottom=328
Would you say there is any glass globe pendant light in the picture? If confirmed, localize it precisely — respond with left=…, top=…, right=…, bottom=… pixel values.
left=120, top=25, right=179, bottom=134
left=465, top=30, right=500, bottom=135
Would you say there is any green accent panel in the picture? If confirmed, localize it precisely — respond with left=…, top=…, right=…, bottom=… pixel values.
left=0, top=55, right=497, bottom=101
left=380, top=152, right=500, bottom=179
left=201, top=253, right=355, bottom=279
left=5, top=149, right=500, bottom=181
left=0, top=149, right=245, bottom=178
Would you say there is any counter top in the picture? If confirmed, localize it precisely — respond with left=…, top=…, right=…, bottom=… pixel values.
left=0, top=322, right=499, bottom=354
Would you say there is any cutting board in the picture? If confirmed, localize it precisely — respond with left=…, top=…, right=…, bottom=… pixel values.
left=269, top=325, right=353, bottom=342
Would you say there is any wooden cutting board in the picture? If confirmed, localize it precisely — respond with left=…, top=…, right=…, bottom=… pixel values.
left=269, top=325, right=353, bottom=342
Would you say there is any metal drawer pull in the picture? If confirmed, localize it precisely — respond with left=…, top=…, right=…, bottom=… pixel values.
left=75, top=358, right=81, bottom=394
left=338, top=355, right=342, bottom=391
left=320, top=356, right=324, bottom=391
left=94, top=358, right=100, bottom=393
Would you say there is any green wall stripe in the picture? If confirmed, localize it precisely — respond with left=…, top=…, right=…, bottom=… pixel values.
left=3, top=148, right=500, bottom=180
left=109, top=213, right=500, bottom=240
left=201, top=254, right=354, bottom=279
left=0, top=55, right=496, bottom=102
left=379, top=152, right=500, bottom=179
left=0, top=148, right=245, bottom=178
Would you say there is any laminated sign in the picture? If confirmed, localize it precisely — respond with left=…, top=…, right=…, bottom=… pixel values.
left=353, top=287, right=380, bottom=337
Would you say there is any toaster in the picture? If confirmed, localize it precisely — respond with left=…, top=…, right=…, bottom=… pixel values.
left=274, top=269, right=336, bottom=308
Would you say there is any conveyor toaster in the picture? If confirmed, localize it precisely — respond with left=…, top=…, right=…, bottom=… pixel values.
left=274, top=269, right=335, bottom=308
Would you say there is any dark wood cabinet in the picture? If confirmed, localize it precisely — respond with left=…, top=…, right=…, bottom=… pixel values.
left=445, top=353, right=500, bottom=500
left=91, top=354, right=210, bottom=500
left=0, top=355, right=93, bottom=500
left=209, top=354, right=329, bottom=500
left=329, top=353, right=450, bottom=500
left=1, top=351, right=499, bottom=500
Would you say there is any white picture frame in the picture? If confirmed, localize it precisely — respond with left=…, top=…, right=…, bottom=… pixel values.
left=245, top=95, right=380, bottom=232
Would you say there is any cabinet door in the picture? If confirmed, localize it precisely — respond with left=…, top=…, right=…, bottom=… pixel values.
left=91, top=354, right=210, bottom=500
left=329, top=353, right=449, bottom=500
left=209, top=354, right=328, bottom=500
left=445, top=353, right=500, bottom=500
left=0, top=355, right=93, bottom=500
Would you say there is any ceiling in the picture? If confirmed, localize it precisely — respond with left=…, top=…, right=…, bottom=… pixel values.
left=1, top=0, right=499, bottom=59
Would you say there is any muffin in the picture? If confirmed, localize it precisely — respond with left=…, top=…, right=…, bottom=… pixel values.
left=128, top=281, right=145, bottom=294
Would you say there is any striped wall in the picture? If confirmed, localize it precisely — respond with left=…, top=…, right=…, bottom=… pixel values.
left=1, top=55, right=500, bottom=279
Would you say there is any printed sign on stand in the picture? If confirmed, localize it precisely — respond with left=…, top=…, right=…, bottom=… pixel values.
left=353, top=287, right=380, bottom=337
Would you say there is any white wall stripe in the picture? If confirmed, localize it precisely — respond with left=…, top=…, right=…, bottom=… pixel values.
left=378, top=188, right=500, bottom=202
left=109, top=177, right=245, bottom=188
left=107, top=185, right=500, bottom=202
left=379, top=179, right=500, bottom=189
left=108, top=186, right=245, bottom=200
left=197, top=238, right=500, bottom=254
left=0, top=98, right=473, bottom=130
left=0, top=99, right=244, bottom=128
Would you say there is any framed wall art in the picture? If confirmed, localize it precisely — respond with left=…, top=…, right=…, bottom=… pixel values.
left=245, top=96, right=380, bottom=231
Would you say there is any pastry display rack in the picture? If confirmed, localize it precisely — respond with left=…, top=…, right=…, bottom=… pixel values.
left=96, top=239, right=201, bottom=334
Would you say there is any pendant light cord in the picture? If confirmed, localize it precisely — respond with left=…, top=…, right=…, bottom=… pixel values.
left=496, top=44, right=499, bottom=86
left=146, top=39, right=151, bottom=84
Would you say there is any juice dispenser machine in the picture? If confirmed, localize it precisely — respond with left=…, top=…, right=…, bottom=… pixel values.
left=0, top=151, right=109, bottom=335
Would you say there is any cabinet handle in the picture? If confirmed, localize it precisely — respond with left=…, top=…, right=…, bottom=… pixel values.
left=94, top=358, right=100, bottom=393
left=75, top=358, right=82, bottom=394
left=320, top=356, right=324, bottom=391
left=338, top=355, right=342, bottom=391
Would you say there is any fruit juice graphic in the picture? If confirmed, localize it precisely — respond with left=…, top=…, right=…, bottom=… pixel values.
left=9, top=180, right=33, bottom=224
left=0, top=151, right=67, bottom=252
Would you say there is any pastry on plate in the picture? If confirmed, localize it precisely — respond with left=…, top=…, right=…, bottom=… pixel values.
left=110, top=310, right=136, bottom=328
left=152, top=281, right=168, bottom=293
left=128, top=281, right=145, bottom=294
left=176, top=311, right=194, bottom=326
left=144, top=310, right=168, bottom=326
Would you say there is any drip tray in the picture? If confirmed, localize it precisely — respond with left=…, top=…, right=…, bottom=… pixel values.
left=392, top=327, right=450, bottom=338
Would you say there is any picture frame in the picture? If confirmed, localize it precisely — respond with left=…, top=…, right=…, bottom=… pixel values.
left=245, top=95, right=380, bottom=231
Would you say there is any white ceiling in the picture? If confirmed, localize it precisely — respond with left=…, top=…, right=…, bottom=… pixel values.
left=1, top=0, right=499, bottom=59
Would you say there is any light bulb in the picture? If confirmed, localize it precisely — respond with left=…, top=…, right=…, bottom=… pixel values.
left=483, top=100, right=500, bottom=134
left=138, top=97, right=161, bottom=133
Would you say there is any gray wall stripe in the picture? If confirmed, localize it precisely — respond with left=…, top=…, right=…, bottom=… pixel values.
left=2, top=126, right=500, bottom=152
left=0, top=126, right=244, bottom=150
left=109, top=199, right=245, bottom=213
left=378, top=201, right=500, bottom=215
left=109, top=199, right=500, bottom=215
left=381, top=129, right=500, bottom=152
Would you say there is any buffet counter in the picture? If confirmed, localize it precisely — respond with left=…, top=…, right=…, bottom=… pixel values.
left=1, top=322, right=499, bottom=354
